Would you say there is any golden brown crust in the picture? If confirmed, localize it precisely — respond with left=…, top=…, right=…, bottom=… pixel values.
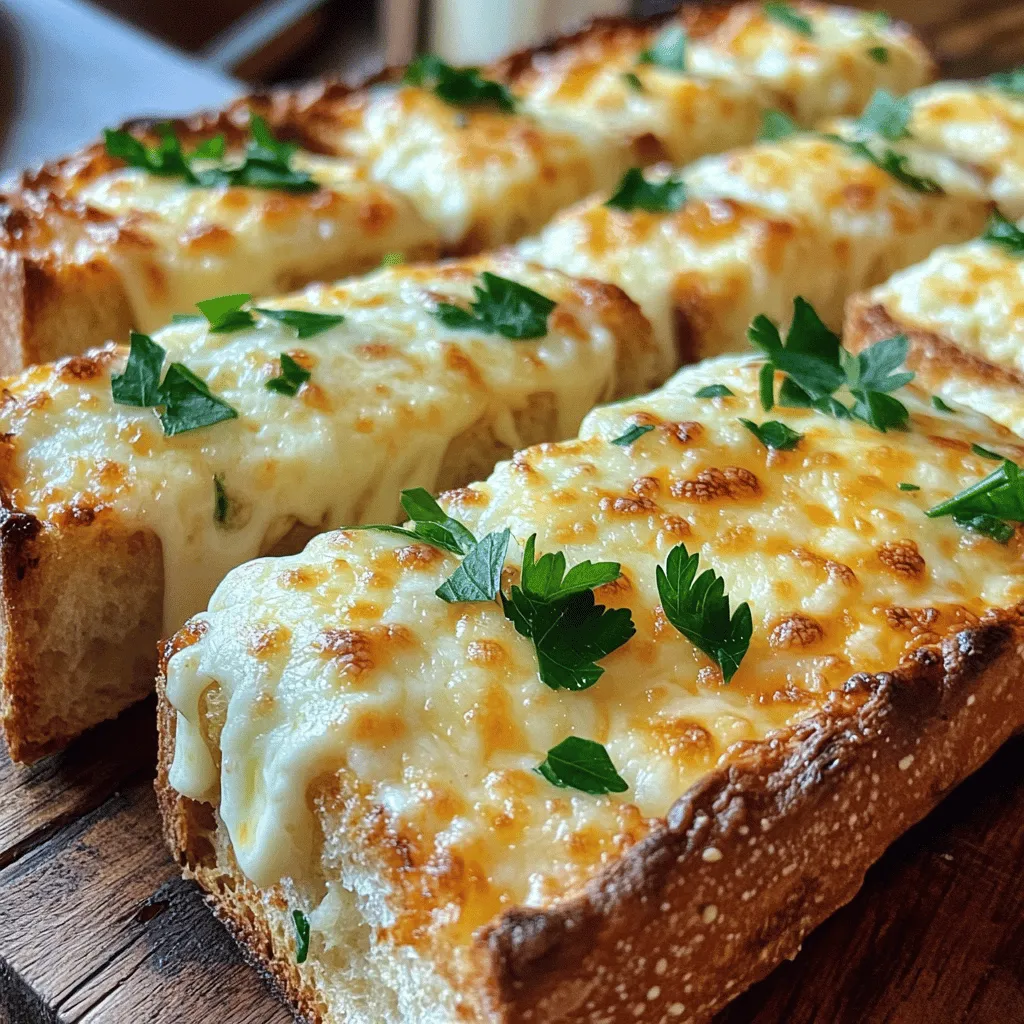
left=156, top=609, right=1024, bottom=1023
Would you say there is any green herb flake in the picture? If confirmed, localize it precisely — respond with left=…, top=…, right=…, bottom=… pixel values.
left=637, top=23, right=687, bottom=72
left=857, top=89, right=912, bottom=141
left=433, top=272, right=556, bottom=339
left=763, top=2, right=814, bottom=36
left=611, top=423, right=654, bottom=446
left=621, top=71, right=644, bottom=91
left=972, top=443, right=1004, bottom=461
left=695, top=384, right=735, bottom=399
left=982, top=209, right=1024, bottom=255
left=380, top=251, right=405, bottom=267
left=739, top=417, right=803, bottom=450
left=657, top=543, right=751, bottom=684
left=898, top=482, right=920, bottom=492
left=111, top=331, right=167, bottom=407
left=501, top=535, right=635, bottom=692
left=195, top=293, right=256, bottom=333
left=254, top=307, right=345, bottom=339
left=214, top=475, right=230, bottom=524
left=824, top=133, right=943, bottom=194
left=292, top=910, right=310, bottom=964
left=758, top=108, right=800, bottom=142
left=266, top=353, right=311, bottom=397
left=867, top=45, right=889, bottom=64
left=931, top=395, right=956, bottom=413
left=926, top=458, right=1024, bottom=544
left=403, top=55, right=516, bottom=112
left=953, top=512, right=1015, bottom=544
left=435, top=528, right=511, bottom=603
left=605, top=167, right=686, bottom=213
left=537, top=736, right=628, bottom=795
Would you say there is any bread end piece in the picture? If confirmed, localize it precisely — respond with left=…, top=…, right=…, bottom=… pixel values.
left=157, top=608, right=1024, bottom=1023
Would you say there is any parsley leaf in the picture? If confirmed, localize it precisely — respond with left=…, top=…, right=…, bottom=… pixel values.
left=739, top=417, right=803, bottom=450
left=989, top=65, right=1024, bottom=96
left=758, top=109, right=800, bottom=142
left=403, top=55, right=516, bottom=112
left=611, top=423, right=654, bottom=446
left=857, top=89, right=912, bottom=141
left=867, top=45, right=889, bottom=64
left=898, top=482, right=920, bottom=491
left=292, top=910, right=310, bottom=964
left=931, top=395, right=955, bottom=413
left=982, top=209, right=1024, bottom=255
left=824, top=133, right=943, bottom=194
left=637, top=23, right=687, bottom=72
left=436, top=528, right=510, bottom=603
left=605, top=168, right=687, bottom=213
left=695, top=384, right=734, bottom=398
left=105, top=115, right=316, bottom=192
left=750, top=299, right=912, bottom=432
left=214, top=475, right=230, bottom=524
left=110, top=332, right=238, bottom=435
left=433, top=272, right=556, bottom=339
left=266, top=353, right=311, bottom=397
left=763, top=2, right=813, bottom=36
left=380, top=251, right=404, bottom=267
left=195, top=293, right=256, bottom=333
left=954, top=513, right=1015, bottom=544
left=657, top=543, right=751, bottom=683
left=501, top=535, right=634, bottom=691
left=390, top=487, right=478, bottom=554
left=253, top=307, right=345, bottom=338
left=972, top=443, right=1004, bottom=461
left=622, top=71, right=644, bottom=91
left=537, top=736, right=628, bottom=795
left=927, top=459, right=1024, bottom=544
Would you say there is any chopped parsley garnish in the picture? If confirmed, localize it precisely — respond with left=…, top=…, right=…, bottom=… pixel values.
left=214, top=475, right=230, bottom=524
left=105, top=114, right=317, bottom=192
left=111, top=332, right=238, bottom=436
left=637, top=23, right=687, bottom=72
left=605, top=167, right=686, bottom=213
left=857, top=89, right=912, bottom=141
left=657, top=543, right=751, bottom=684
left=826, top=134, right=943, bottom=194
left=196, top=293, right=256, bottom=333
left=266, top=353, right=311, bottom=397
left=926, top=458, right=1024, bottom=544
left=433, top=272, right=556, bottom=339
left=758, top=109, right=800, bottom=142
left=739, top=417, right=803, bottom=450
left=763, top=2, right=813, bottom=36
left=501, top=535, right=635, bottom=691
left=750, top=298, right=913, bottom=432
left=989, top=64, right=1024, bottom=96
left=621, top=71, right=644, bottom=91
left=436, top=528, right=511, bottom=603
left=611, top=423, right=654, bottom=446
left=695, top=384, right=735, bottom=399
left=292, top=910, right=310, bottom=964
left=537, top=736, right=628, bottom=795
left=252, top=307, right=344, bottom=339
left=867, top=45, right=889, bottom=63
left=931, top=395, right=955, bottom=413
left=898, top=482, right=920, bottom=492
left=981, top=209, right=1024, bottom=255
left=380, top=251, right=405, bottom=267
left=403, top=55, right=516, bottom=112
left=972, top=443, right=1004, bottom=461
left=355, top=487, right=476, bottom=555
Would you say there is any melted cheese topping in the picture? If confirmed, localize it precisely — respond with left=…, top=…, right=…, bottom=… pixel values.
left=519, top=131, right=987, bottom=369
left=866, top=238, right=1024, bottom=435
left=74, top=156, right=439, bottom=331
left=0, top=255, right=654, bottom=633
left=166, top=355, right=1024, bottom=964
left=688, top=2, right=932, bottom=123
left=908, top=82, right=1024, bottom=219
left=308, top=86, right=628, bottom=248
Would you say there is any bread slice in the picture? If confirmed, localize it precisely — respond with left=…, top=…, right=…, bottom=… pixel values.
left=520, top=128, right=990, bottom=366
left=844, top=231, right=1024, bottom=436
left=0, top=254, right=659, bottom=762
left=156, top=351, right=1024, bottom=1024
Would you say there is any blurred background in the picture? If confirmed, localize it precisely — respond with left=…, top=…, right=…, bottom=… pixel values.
left=1, top=0, right=1022, bottom=175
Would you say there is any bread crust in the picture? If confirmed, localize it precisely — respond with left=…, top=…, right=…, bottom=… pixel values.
left=155, top=605, right=1024, bottom=1023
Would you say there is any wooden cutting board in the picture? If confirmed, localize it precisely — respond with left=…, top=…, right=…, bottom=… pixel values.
left=0, top=696, right=1022, bottom=1023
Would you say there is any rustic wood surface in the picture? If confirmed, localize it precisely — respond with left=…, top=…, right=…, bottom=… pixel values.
left=3, top=7, right=1024, bottom=1024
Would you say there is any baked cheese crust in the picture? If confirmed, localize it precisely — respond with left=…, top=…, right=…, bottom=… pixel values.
left=164, top=354, right=1024, bottom=1020
left=519, top=130, right=988, bottom=371
left=847, top=235, right=1024, bottom=435
left=0, top=255, right=657, bottom=634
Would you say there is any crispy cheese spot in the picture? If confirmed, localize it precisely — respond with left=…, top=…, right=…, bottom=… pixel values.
left=632, top=476, right=661, bottom=498
left=181, top=222, right=233, bottom=253
left=467, top=639, right=507, bottom=666
left=877, top=539, right=926, bottom=580
left=792, top=547, right=857, bottom=586
left=600, top=494, right=657, bottom=515
left=672, top=466, right=760, bottom=502
left=768, top=614, right=825, bottom=650
left=663, top=420, right=704, bottom=445
left=314, top=627, right=374, bottom=676
left=57, top=354, right=107, bottom=383
left=277, top=566, right=327, bottom=590
left=395, top=543, right=444, bottom=569
left=245, top=623, right=291, bottom=660
left=351, top=709, right=407, bottom=744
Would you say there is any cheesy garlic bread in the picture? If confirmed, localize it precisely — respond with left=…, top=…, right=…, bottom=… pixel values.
left=0, top=256, right=658, bottom=762
left=157, top=338, right=1024, bottom=1024
left=846, top=210, right=1024, bottom=436
left=0, top=4, right=933, bottom=372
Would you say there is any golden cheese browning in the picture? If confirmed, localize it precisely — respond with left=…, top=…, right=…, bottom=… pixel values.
left=165, top=355, right=1024, bottom=991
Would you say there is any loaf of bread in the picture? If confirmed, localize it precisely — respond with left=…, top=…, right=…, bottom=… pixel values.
left=157, top=348, right=1024, bottom=1024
